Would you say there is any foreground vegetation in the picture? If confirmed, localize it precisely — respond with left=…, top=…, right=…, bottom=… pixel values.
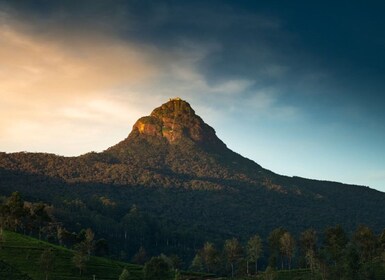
left=0, top=230, right=143, bottom=279
left=0, top=192, right=384, bottom=279
left=0, top=230, right=213, bottom=280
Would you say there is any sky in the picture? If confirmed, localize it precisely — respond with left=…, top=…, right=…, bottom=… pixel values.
left=0, top=0, right=384, bottom=192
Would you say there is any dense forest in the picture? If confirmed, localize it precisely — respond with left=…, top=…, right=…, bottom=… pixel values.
left=0, top=191, right=384, bottom=279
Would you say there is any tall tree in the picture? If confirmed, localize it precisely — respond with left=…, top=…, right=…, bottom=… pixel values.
left=6, top=192, right=25, bottom=232
left=247, top=234, right=263, bottom=275
left=201, top=242, right=218, bottom=273
left=72, top=242, right=88, bottom=275
left=300, top=228, right=317, bottom=253
left=84, top=228, right=95, bottom=256
left=343, top=244, right=360, bottom=280
left=190, top=253, right=204, bottom=272
left=268, top=227, right=287, bottom=269
left=300, top=228, right=317, bottom=269
left=379, top=229, right=385, bottom=264
left=352, top=225, right=376, bottom=262
left=31, top=203, right=52, bottom=240
left=39, top=248, right=55, bottom=280
left=224, top=238, right=243, bottom=278
left=280, top=232, right=295, bottom=270
left=323, top=225, right=348, bottom=266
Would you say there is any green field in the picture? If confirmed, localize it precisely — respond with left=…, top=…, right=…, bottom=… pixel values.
left=0, top=230, right=213, bottom=280
left=0, top=230, right=142, bottom=280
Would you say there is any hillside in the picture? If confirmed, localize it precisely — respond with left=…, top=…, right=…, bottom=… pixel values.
left=0, top=230, right=142, bottom=280
left=0, top=98, right=384, bottom=262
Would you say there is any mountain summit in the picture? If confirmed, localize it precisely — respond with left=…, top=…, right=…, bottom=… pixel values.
left=0, top=98, right=384, bottom=254
left=129, top=98, right=224, bottom=146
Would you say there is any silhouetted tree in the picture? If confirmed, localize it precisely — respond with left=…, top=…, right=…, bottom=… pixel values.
left=343, top=244, right=360, bottom=280
left=201, top=242, right=219, bottom=273
left=6, top=192, right=26, bottom=232
left=300, top=228, right=317, bottom=269
left=323, top=225, right=348, bottom=266
left=268, top=227, right=286, bottom=269
left=280, top=232, right=295, bottom=270
left=84, top=228, right=94, bottom=256
left=72, top=242, right=88, bottom=275
left=224, top=238, right=243, bottom=277
left=247, top=234, right=263, bottom=275
left=353, top=225, right=376, bottom=262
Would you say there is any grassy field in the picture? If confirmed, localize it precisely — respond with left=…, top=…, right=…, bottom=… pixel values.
left=0, top=230, right=142, bottom=280
left=0, top=230, right=214, bottom=280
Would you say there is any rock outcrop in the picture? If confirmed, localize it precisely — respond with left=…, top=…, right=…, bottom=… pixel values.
left=130, top=98, right=222, bottom=145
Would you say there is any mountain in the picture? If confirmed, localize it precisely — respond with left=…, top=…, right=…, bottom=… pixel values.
left=0, top=98, right=384, bottom=260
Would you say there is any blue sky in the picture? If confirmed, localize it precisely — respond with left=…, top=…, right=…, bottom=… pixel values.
left=0, top=0, right=384, bottom=192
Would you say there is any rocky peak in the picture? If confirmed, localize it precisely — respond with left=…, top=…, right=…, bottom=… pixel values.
left=130, top=98, right=222, bottom=145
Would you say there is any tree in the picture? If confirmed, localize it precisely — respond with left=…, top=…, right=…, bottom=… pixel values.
left=84, top=228, right=95, bottom=256
left=94, top=238, right=109, bottom=257
left=31, top=203, right=52, bottom=240
left=305, top=249, right=317, bottom=277
left=119, top=268, right=131, bottom=280
left=352, top=225, right=376, bottom=262
left=300, top=228, right=317, bottom=253
left=323, top=225, right=348, bottom=266
left=143, top=256, right=171, bottom=280
left=322, top=225, right=348, bottom=279
left=300, top=228, right=317, bottom=269
left=190, top=253, right=204, bottom=272
left=169, top=254, right=182, bottom=270
left=343, top=244, right=360, bottom=280
left=224, top=238, right=243, bottom=278
left=201, top=242, right=219, bottom=273
left=280, top=232, right=295, bottom=270
left=39, top=248, right=55, bottom=280
left=121, top=204, right=149, bottom=250
left=379, top=229, right=385, bottom=265
left=268, top=227, right=286, bottom=269
left=6, top=192, right=26, bottom=232
left=72, top=242, right=88, bottom=275
left=247, top=234, right=263, bottom=275
left=56, top=226, right=65, bottom=246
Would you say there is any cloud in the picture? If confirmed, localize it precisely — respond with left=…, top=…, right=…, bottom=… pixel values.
left=0, top=2, right=319, bottom=157
left=0, top=13, right=162, bottom=154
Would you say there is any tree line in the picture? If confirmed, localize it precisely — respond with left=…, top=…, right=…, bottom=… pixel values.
left=187, top=225, right=385, bottom=279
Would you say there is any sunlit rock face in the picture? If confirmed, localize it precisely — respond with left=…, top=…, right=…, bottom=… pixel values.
left=131, top=98, right=219, bottom=144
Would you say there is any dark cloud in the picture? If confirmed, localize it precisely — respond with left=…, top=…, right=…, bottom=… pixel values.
left=2, top=0, right=385, bottom=114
